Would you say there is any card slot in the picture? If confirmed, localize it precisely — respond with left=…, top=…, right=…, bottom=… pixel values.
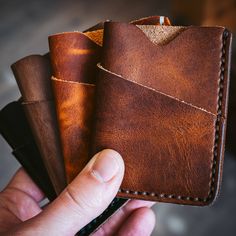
left=102, top=22, right=227, bottom=114
left=98, top=64, right=216, bottom=117
left=49, top=32, right=102, bottom=84
left=92, top=65, right=219, bottom=205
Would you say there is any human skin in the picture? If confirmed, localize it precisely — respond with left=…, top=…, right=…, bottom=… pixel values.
left=0, top=149, right=155, bottom=235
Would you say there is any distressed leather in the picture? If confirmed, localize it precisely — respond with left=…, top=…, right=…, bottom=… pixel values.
left=49, top=31, right=101, bottom=183
left=1, top=17, right=230, bottom=229
left=11, top=55, right=66, bottom=194
left=49, top=16, right=170, bottom=184
left=90, top=22, right=232, bottom=206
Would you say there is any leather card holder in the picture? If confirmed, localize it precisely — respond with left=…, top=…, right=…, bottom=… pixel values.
left=90, top=22, right=232, bottom=206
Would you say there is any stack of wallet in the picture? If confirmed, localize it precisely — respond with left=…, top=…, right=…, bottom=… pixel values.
left=0, top=15, right=232, bottom=235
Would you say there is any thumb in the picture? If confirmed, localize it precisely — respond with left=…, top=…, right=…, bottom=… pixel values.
left=18, top=149, right=124, bottom=235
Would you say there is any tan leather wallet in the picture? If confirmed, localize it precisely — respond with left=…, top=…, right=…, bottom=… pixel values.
left=7, top=16, right=232, bottom=208
left=49, top=17, right=232, bottom=206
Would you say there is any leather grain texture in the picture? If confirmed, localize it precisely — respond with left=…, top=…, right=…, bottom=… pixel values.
left=49, top=31, right=102, bottom=183
left=49, top=16, right=171, bottom=184
left=90, top=22, right=232, bottom=206
left=11, top=55, right=66, bottom=194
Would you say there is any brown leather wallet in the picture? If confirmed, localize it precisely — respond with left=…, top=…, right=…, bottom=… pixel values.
left=49, top=16, right=171, bottom=184
left=48, top=17, right=232, bottom=206
left=49, top=30, right=102, bottom=184
left=11, top=54, right=66, bottom=194
left=90, top=22, right=232, bottom=206
left=5, top=16, right=232, bottom=214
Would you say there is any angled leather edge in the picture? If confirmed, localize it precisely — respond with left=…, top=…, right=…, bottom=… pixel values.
left=92, top=65, right=215, bottom=206
left=101, top=22, right=228, bottom=114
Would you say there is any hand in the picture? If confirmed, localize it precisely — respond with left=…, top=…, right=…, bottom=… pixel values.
left=0, top=149, right=155, bottom=235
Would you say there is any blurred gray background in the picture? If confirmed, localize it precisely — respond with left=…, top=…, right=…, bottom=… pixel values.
left=0, top=0, right=236, bottom=235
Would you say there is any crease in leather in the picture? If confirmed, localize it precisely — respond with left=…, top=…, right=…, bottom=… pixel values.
left=92, top=24, right=231, bottom=205
left=97, top=64, right=217, bottom=117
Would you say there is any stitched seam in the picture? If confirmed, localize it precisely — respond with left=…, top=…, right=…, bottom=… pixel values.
left=98, top=64, right=216, bottom=116
left=117, top=30, right=228, bottom=203
left=78, top=30, right=228, bottom=236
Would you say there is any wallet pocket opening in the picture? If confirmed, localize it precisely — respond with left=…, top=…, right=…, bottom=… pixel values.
left=102, top=23, right=228, bottom=114
left=92, top=65, right=222, bottom=206
left=97, top=64, right=217, bottom=117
